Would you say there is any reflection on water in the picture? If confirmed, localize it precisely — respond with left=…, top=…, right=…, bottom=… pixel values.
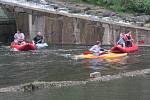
left=75, top=54, right=140, bottom=76
left=0, top=45, right=150, bottom=100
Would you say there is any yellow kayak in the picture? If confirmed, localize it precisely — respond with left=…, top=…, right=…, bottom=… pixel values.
left=75, top=52, right=127, bottom=59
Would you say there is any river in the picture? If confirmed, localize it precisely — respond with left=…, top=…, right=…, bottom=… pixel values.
left=0, top=45, right=150, bottom=100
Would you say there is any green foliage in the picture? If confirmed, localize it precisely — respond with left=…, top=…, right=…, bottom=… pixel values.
left=79, top=0, right=150, bottom=14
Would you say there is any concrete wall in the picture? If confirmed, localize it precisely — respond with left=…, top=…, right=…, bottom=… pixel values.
left=1, top=1, right=150, bottom=45
left=16, top=13, right=29, bottom=33
left=43, top=14, right=105, bottom=45
left=13, top=10, right=150, bottom=46
left=0, top=21, right=16, bottom=43
left=0, top=8, right=16, bottom=43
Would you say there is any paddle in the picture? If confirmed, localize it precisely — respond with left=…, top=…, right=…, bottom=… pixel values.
left=83, top=51, right=92, bottom=55
left=36, top=39, right=43, bottom=44
left=83, top=41, right=110, bottom=55
left=99, top=50, right=110, bottom=55
left=83, top=49, right=110, bottom=55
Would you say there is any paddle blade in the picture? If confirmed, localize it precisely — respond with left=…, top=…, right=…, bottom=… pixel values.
left=83, top=51, right=92, bottom=55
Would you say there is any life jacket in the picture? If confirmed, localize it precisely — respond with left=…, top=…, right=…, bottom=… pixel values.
left=123, top=35, right=128, bottom=41
left=121, top=35, right=128, bottom=41
left=125, top=33, right=132, bottom=41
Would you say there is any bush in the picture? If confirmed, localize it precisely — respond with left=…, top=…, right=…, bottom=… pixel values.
left=80, top=0, right=150, bottom=14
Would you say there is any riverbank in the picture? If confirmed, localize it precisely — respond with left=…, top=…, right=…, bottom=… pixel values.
left=1, top=0, right=150, bottom=45
left=46, top=0, right=150, bottom=28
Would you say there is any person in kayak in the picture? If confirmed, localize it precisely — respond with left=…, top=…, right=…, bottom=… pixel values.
left=116, top=33, right=126, bottom=47
left=125, top=31, right=133, bottom=47
left=89, top=41, right=105, bottom=55
left=33, top=32, right=44, bottom=44
left=14, top=29, right=25, bottom=45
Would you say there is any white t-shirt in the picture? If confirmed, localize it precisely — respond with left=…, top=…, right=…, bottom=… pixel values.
left=14, top=32, right=25, bottom=41
left=89, top=45, right=102, bottom=53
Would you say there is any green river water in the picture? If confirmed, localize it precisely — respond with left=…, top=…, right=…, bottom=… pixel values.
left=0, top=45, right=150, bottom=100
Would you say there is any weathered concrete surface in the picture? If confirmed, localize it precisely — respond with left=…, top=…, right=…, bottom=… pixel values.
left=41, top=14, right=105, bottom=44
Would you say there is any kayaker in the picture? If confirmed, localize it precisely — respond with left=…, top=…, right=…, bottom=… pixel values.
left=89, top=41, right=105, bottom=55
left=116, top=33, right=126, bottom=47
left=125, top=31, right=133, bottom=47
left=33, top=32, right=44, bottom=44
left=14, top=29, right=25, bottom=45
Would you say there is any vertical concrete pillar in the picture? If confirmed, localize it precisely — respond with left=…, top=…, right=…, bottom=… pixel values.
left=32, top=15, right=45, bottom=39
left=102, top=24, right=111, bottom=45
left=135, top=29, right=139, bottom=45
left=112, top=25, right=120, bottom=45
left=73, top=18, right=80, bottom=44
left=29, top=14, right=33, bottom=41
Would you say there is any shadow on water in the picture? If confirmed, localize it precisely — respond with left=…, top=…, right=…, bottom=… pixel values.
left=0, top=45, right=150, bottom=100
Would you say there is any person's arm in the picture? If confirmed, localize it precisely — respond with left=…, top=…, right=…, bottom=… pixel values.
left=33, top=36, right=38, bottom=44
left=89, top=45, right=95, bottom=52
left=42, top=36, right=44, bottom=43
left=35, top=36, right=43, bottom=43
left=117, top=38, right=121, bottom=44
left=130, top=34, right=133, bottom=40
left=89, top=45, right=100, bottom=53
left=14, top=33, right=17, bottom=39
left=21, top=33, right=25, bottom=40
left=33, top=36, right=36, bottom=41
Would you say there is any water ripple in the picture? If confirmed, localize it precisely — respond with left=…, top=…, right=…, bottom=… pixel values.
left=0, top=68, right=150, bottom=93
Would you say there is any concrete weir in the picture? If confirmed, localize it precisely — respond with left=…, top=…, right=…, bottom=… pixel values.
left=0, top=68, right=150, bottom=93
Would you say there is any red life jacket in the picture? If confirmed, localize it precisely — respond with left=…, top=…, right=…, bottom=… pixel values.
left=123, top=35, right=128, bottom=41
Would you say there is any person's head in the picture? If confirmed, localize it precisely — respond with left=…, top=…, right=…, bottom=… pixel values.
left=120, top=33, right=124, bottom=37
left=36, top=32, right=42, bottom=36
left=96, top=40, right=101, bottom=46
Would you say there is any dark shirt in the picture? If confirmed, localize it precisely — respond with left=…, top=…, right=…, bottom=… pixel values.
left=33, top=35, right=43, bottom=44
left=127, top=35, right=131, bottom=40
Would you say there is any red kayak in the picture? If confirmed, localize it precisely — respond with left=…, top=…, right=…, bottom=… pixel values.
left=111, top=43, right=138, bottom=53
left=10, top=42, right=36, bottom=51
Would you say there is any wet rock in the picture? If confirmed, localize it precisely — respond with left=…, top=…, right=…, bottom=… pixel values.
left=20, top=83, right=39, bottom=92
left=39, top=0, right=48, bottom=5
left=134, top=15, right=150, bottom=23
left=102, top=11, right=116, bottom=17
left=53, top=6, right=58, bottom=9
left=0, top=81, right=87, bottom=93
left=89, top=68, right=150, bottom=82
left=122, top=16, right=135, bottom=23
left=90, top=72, right=101, bottom=78
left=69, top=9, right=82, bottom=13
left=144, top=23, right=150, bottom=28
left=135, top=22, right=144, bottom=27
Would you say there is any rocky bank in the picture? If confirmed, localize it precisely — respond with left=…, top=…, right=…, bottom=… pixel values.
left=33, top=0, right=150, bottom=28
